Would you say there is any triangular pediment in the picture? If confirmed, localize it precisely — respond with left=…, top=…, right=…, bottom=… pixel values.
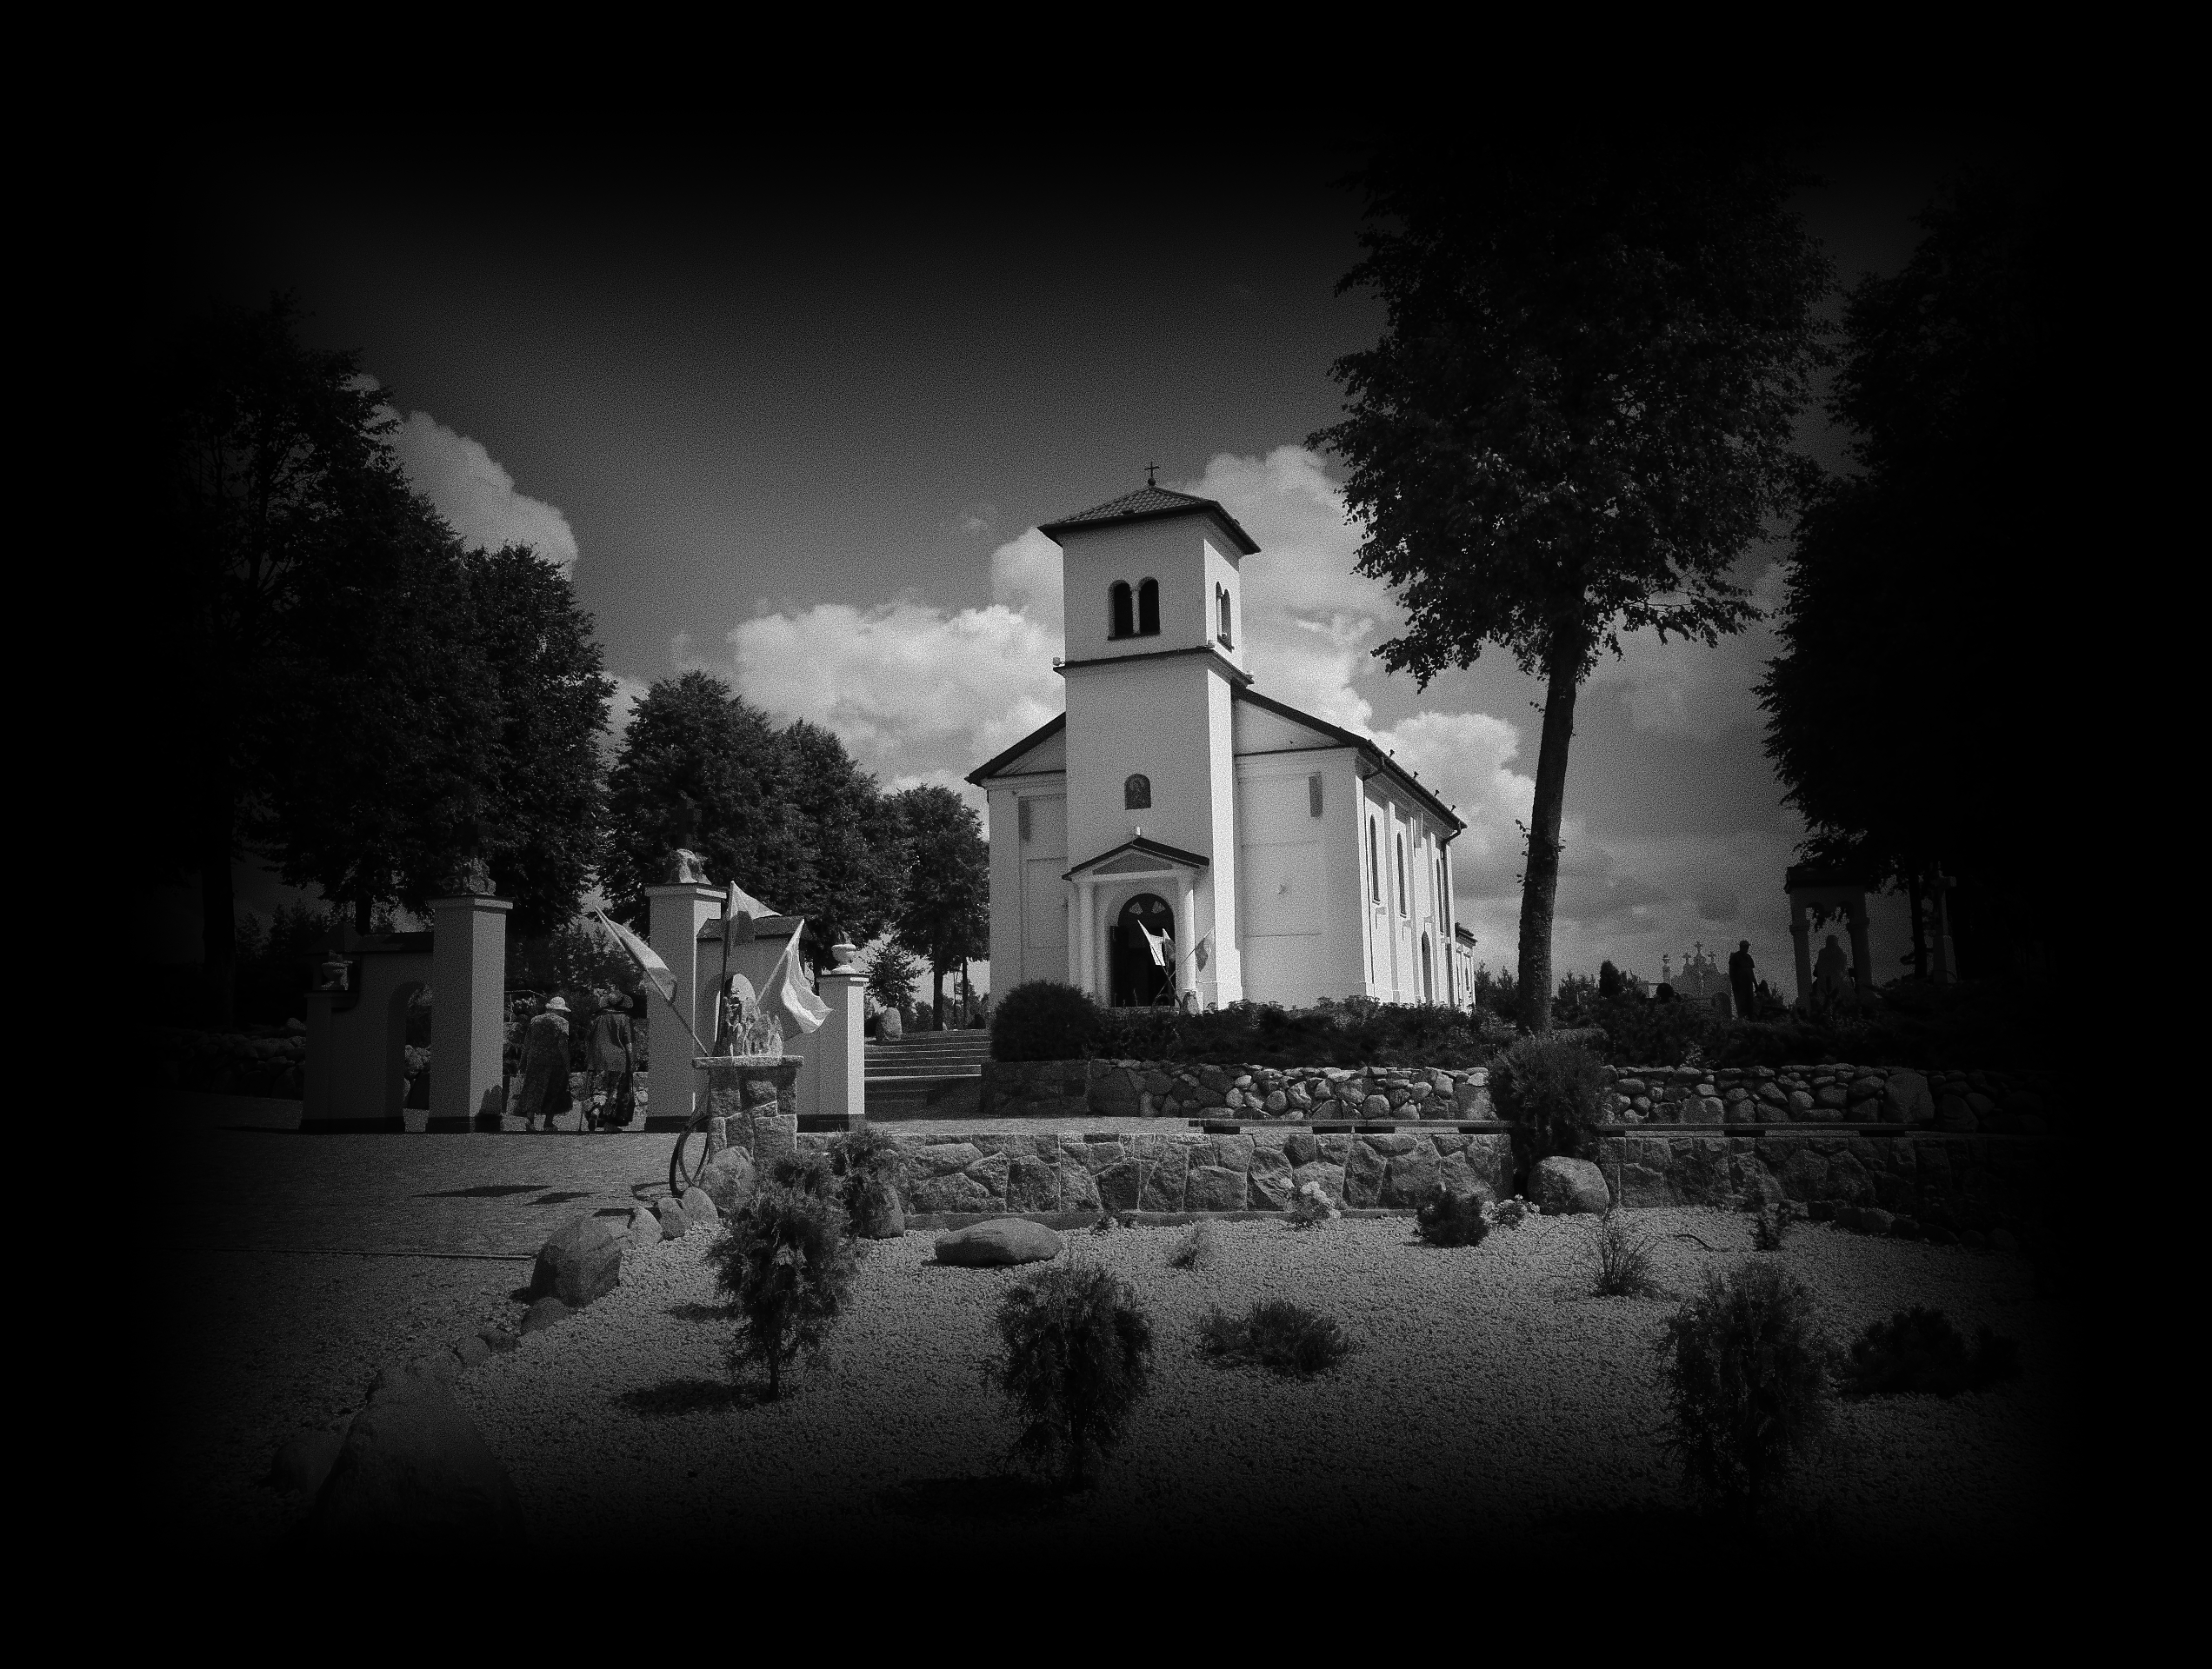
left=1063, top=835, right=1209, bottom=881
left=966, top=712, right=1066, bottom=784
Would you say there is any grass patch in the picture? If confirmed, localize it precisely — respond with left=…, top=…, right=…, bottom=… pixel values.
left=1584, top=1207, right=1663, bottom=1297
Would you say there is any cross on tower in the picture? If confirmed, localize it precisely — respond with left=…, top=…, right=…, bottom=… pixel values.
left=1145, top=462, right=1159, bottom=487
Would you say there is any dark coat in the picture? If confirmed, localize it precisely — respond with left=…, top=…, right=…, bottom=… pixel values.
left=588, top=1010, right=635, bottom=1074
left=513, top=1011, right=573, bottom=1121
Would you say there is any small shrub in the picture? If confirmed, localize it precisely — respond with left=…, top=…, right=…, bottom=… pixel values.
left=1490, top=1035, right=1609, bottom=1179
left=1656, top=1262, right=1835, bottom=1515
left=1837, top=1307, right=2022, bottom=1399
left=989, top=980, right=1105, bottom=1061
left=1166, top=1221, right=1223, bottom=1270
left=711, top=1182, right=857, bottom=1399
left=1490, top=1195, right=1541, bottom=1230
left=989, top=1261, right=1154, bottom=1491
left=1751, top=1200, right=1800, bottom=1252
left=1199, top=1300, right=1352, bottom=1377
left=1587, top=1207, right=1662, bottom=1297
left=1285, top=1179, right=1338, bottom=1228
left=1416, top=1189, right=1490, bottom=1247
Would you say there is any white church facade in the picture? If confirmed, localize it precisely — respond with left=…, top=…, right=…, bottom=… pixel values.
left=969, top=482, right=1467, bottom=1012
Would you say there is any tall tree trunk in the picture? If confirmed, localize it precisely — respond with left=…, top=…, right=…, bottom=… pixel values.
left=1516, top=643, right=1582, bottom=1034
left=1906, top=871, right=1928, bottom=980
left=199, top=801, right=237, bottom=1031
left=931, top=961, right=946, bottom=1031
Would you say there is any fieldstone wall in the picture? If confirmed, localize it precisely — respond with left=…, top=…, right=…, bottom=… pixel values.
left=1590, top=1129, right=2053, bottom=1243
left=982, top=1059, right=1493, bottom=1122
left=1600, top=1063, right=2052, bottom=1134
left=786, top=1126, right=1514, bottom=1215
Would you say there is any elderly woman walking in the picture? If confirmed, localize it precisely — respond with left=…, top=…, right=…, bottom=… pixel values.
left=514, top=994, right=575, bottom=1133
left=587, top=989, right=637, bottom=1130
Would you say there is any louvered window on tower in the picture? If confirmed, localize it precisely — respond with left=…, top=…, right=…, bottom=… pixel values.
left=1137, top=577, right=1159, bottom=635
left=1109, top=582, right=1134, bottom=639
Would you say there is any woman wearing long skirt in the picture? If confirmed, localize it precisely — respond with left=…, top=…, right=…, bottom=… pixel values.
left=587, top=990, right=636, bottom=1130
left=514, top=995, right=574, bottom=1133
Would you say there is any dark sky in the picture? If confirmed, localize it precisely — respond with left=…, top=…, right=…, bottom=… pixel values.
left=156, top=119, right=2016, bottom=983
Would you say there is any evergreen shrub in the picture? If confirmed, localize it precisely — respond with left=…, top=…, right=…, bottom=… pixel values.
left=989, top=1262, right=1154, bottom=1491
left=989, top=981, right=1103, bottom=1061
left=1415, top=1189, right=1489, bottom=1247
left=1490, top=1035, right=1609, bottom=1176
left=712, top=1182, right=857, bottom=1399
left=1656, top=1262, right=1834, bottom=1514
left=1837, top=1307, right=2022, bottom=1398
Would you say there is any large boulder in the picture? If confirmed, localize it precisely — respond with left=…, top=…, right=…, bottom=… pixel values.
left=854, top=1174, right=906, bottom=1240
left=1534, top=1155, right=1612, bottom=1215
left=654, top=1197, right=690, bottom=1240
left=309, top=1362, right=528, bottom=1542
left=530, top=1217, right=623, bottom=1308
left=1882, top=1070, right=1934, bottom=1125
left=876, top=1006, right=903, bottom=1041
left=626, top=1205, right=663, bottom=1247
left=680, top=1187, right=721, bottom=1228
left=700, top=1147, right=757, bottom=1215
left=934, top=1219, right=1063, bottom=1267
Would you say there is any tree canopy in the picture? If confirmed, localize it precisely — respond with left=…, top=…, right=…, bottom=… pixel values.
left=889, top=784, right=989, bottom=1027
left=1760, top=164, right=2060, bottom=977
left=1316, top=133, right=1831, bottom=1030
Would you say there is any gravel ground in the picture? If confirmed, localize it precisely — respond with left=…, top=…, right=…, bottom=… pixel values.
left=442, top=1208, right=2075, bottom=1557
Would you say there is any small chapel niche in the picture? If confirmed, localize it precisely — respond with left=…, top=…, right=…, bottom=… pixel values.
left=1124, top=774, right=1151, bottom=810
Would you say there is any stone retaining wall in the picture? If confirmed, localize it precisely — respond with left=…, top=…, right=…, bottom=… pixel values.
left=776, top=1124, right=1515, bottom=1216
left=982, top=1059, right=1494, bottom=1122
left=1590, top=1129, right=2054, bottom=1241
left=1601, top=1063, right=2052, bottom=1134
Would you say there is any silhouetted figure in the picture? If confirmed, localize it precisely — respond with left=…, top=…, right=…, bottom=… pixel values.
left=1728, top=940, right=1756, bottom=1019
left=514, top=995, right=573, bottom=1132
left=1814, top=934, right=1850, bottom=1013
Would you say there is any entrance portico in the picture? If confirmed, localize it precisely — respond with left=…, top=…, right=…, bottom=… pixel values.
left=1063, top=835, right=1207, bottom=1007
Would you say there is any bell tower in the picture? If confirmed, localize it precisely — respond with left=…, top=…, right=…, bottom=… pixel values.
left=1037, top=481, right=1260, bottom=1007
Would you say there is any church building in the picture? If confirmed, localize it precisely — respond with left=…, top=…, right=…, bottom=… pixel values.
left=969, top=482, right=1466, bottom=1011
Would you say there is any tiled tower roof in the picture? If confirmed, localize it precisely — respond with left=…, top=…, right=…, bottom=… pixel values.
left=1038, top=482, right=1261, bottom=554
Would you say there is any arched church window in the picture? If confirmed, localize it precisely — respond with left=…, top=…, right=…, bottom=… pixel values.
left=1137, top=577, right=1160, bottom=635
left=1396, top=833, right=1408, bottom=915
left=1422, top=934, right=1434, bottom=1002
left=1109, top=582, right=1134, bottom=639
left=1124, top=774, right=1151, bottom=810
left=1368, top=817, right=1381, bottom=902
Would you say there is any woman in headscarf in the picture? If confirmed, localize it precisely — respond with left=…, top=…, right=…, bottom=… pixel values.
left=514, top=995, right=575, bottom=1133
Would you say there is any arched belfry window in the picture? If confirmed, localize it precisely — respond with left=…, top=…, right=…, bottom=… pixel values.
left=1137, top=577, right=1160, bottom=635
left=1109, top=582, right=1134, bottom=639
left=1124, top=774, right=1151, bottom=810
left=1216, top=583, right=1233, bottom=648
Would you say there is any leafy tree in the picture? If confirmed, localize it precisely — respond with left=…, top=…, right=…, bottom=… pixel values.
left=863, top=941, right=926, bottom=1014
left=782, top=720, right=905, bottom=963
left=158, top=295, right=405, bottom=1021
left=456, top=546, right=615, bottom=937
left=889, top=785, right=989, bottom=1029
left=711, top=1182, right=856, bottom=1400
left=1759, top=166, right=2058, bottom=978
left=600, top=671, right=810, bottom=927
left=989, top=1262, right=1155, bottom=1492
left=1315, top=134, right=1831, bottom=1032
left=256, top=472, right=498, bottom=934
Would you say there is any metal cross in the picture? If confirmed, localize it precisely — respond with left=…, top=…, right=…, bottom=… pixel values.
left=1146, top=462, right=1159, bottom=487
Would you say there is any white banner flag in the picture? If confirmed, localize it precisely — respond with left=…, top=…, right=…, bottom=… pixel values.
left=768, top=920, right=830, bottom=1035
left=594, top=910, right=676, bottom=1005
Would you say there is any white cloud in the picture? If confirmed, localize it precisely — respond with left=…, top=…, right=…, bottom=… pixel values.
left=385, top=408, right=580, bottom=574
left=711, top=596, right=1063, bottom=809
left=1586, top=561, right=1786, bottom=739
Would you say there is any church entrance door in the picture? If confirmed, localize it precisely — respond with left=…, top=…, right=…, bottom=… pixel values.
left=1111, top=894, right=1176, bottom=1007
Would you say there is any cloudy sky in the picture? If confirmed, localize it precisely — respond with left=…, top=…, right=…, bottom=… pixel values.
left=160, top=120, right=2007, bottom=990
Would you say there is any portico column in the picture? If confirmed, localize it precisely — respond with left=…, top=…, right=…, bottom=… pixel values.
left=1179, top=876, right=1197, bottom=1004
left=1929, top=873, right=1957, bottom=985
left=428, top=893, right=510, bottom=1129
left=1846, top=894, right=1876, bottom=993
left=1788, top=897, right=1813, bottom=1012
left=1077, top=878, right=1098, bottom=997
